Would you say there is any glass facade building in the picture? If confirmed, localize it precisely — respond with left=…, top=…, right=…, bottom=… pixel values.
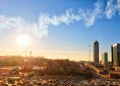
left=93, top=41, right=99, bottom=63
left=102, top=52, right=108, bottom=66
left=111, top=44, right=120, bottom=67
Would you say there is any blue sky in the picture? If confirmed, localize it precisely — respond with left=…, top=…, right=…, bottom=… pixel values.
left=0, top=0, right=120, bottom=61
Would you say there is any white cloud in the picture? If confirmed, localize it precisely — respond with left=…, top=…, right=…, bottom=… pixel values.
left=105, top=0, right=116, bottom=19
left=0, top=9, right=83, bottom=39
left=0, top=0, right=120, bottom=39
left=105, top=0, right=120, bottom=19
left=0, top=15, right=48, bottom=38
left=84, top=1, right=103, bottom=27
left=117, top=0, right=120, bottom=14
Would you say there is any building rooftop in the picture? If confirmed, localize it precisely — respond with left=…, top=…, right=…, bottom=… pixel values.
left=112, top=43, right=120, bottom=47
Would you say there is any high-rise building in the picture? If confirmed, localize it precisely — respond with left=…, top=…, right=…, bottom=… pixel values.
left=102, top=52, right=108, bottom=66
left=111, top=45, right=114, bottom=66
left=111, top=43, right=120, bottom=67
left=93, top=41, right=99, bottom=63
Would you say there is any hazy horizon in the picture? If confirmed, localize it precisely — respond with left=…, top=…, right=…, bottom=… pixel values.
left=0, top=0, right=120, bottom=61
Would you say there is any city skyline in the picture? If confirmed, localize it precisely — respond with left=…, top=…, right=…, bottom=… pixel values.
left=0, top=0, right=120, bottom=61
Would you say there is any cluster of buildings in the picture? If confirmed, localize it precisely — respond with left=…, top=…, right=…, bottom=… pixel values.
left=93, top=41, right=120, bottom=70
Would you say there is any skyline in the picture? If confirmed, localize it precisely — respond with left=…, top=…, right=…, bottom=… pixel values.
left=0, top=0, right=120, bottom=61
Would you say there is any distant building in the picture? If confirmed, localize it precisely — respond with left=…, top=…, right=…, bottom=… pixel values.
left=111, top=45, right=114, bottom=66
left=93, top=41, right=99, bottom=64
left=111, top=43, right=120, bottom=67
left=102, top=52, right=108, bottom=66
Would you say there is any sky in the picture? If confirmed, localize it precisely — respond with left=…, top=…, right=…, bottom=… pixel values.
left=0, top=0, right=120, bottom=61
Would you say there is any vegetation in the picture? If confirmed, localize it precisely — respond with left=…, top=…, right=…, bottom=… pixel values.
left=0, top=55, right=92, bottom=77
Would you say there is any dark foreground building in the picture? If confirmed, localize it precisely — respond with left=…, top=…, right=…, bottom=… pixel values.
left=93, top=41, right=99, bottom=64
left=111, top=43, right=120, bottom=67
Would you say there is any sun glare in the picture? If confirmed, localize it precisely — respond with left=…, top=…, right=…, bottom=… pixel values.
left=17, top=34, right=30, bottom=47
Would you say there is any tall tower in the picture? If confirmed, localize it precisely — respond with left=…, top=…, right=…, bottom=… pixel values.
left=102, top=52, right=108, bottom=66
left=111, top=43, right=120, bottom=67
left=111, top=45, right=114, bottom=66
left=93, top=41, right=99, bottom=64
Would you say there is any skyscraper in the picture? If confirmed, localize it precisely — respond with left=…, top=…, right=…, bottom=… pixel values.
left=111, top=43, right=120, bottom=67
left=111, top=45, right=114, bottom=66
left=102, top=52, right=108, bottom=66
left=93, top=41, right=99, bottom=63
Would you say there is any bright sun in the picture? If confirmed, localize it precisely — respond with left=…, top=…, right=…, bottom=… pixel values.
left=17, top=34, right=30, bottom=47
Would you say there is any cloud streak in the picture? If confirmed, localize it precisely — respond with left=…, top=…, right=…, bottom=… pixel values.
left=105, top=0, right=120, bottom=19
left=0, top=0, right=120, bottom=38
